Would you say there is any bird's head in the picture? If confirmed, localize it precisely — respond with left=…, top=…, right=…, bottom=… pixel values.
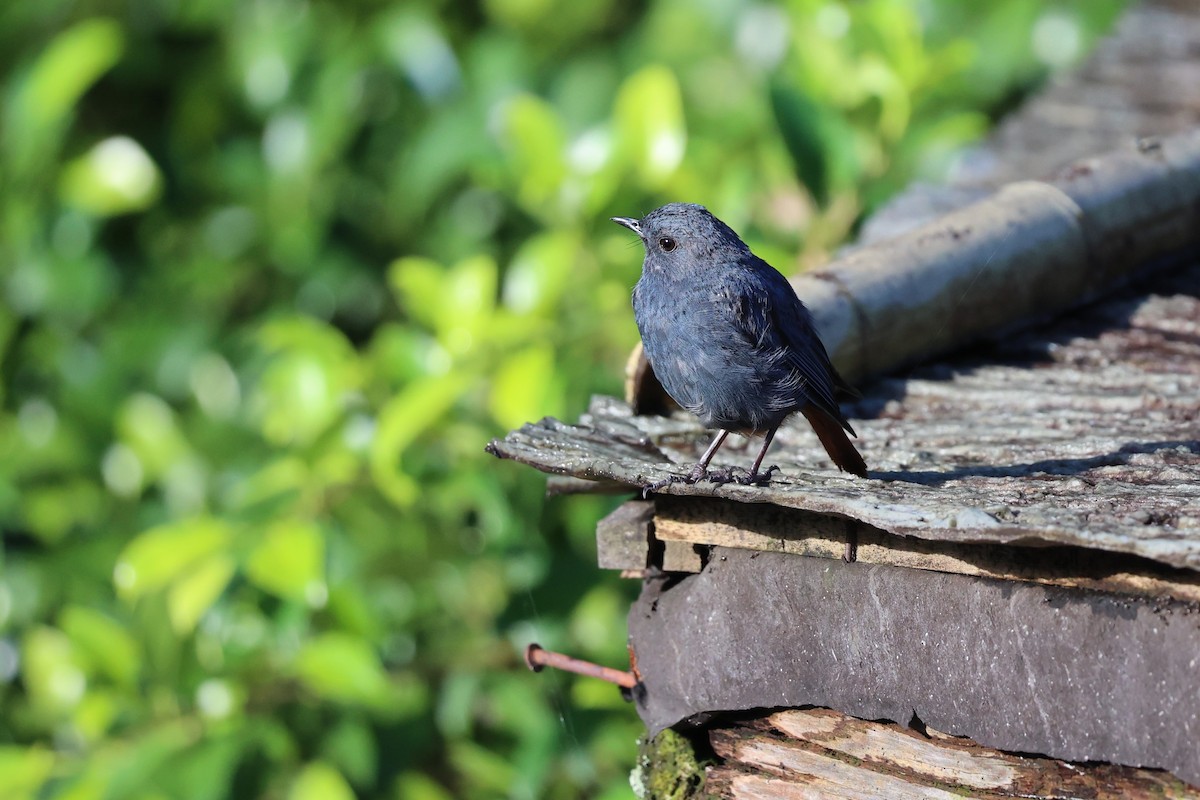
left=611, top=203, right=750, bottom=269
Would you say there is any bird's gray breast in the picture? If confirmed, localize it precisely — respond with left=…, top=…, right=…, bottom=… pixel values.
left=633, top=270, right=794, bottom=432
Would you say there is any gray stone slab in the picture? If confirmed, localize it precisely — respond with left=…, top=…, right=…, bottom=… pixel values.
left=629, top=548, right=1200, bottom=786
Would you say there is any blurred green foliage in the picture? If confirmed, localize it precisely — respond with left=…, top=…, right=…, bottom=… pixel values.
left=0, top=1, right=1123, bottom=798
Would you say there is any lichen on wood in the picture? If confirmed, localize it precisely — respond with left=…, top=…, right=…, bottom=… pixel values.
left=631, top=728, right=712, bottom=800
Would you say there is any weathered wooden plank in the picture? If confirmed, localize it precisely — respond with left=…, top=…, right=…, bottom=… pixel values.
left=595, top=500, right=652, bottom=571
left=594, top=499, right=703, bottom=575
left=710, top=730, right=964, bottom=800
left=661, top=539, right=702, bottom=573
left=925, top=0, right=1200, bottom=190
left=488, top=264, right=1200, bottom=575
left=706, top=709, right=1200, bottom=799
left=648, top=495, right=1200, bottom=601
left=768, top=710, right=1017, bottom=790
left=859, top=0, right=1200, bottom=247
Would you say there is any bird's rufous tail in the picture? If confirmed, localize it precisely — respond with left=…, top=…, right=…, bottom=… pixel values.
left=800, top=405, right=868, bottom=478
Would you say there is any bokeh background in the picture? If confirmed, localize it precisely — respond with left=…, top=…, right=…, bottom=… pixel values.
left=0, top=1, right=1127, bottom=798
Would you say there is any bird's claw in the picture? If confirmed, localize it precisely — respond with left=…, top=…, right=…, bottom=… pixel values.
left=737, top=464, right=780, bottom=486
left=641, top=462, right=714, bottom=497
left=641, top=470, right=699, bottom=498
left=704, top=467, right=736, bottom=485
left=706, top=464, right=780, bottom=487
left=641, top=464, right=779, bottom=497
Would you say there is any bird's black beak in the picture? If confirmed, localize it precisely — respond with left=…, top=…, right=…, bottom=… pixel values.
left=610, top=217, right=641, bottom=235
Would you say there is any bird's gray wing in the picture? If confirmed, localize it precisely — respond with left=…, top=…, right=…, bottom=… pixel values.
left=730, top=259, right=848, bottom=428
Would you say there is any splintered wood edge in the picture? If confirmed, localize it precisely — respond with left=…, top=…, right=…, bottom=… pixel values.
left=767, top=710, right=1016, bottom=790
left=704, top=709, right=1199, bottom=799
left=646, top=496, right=1200, bottom=603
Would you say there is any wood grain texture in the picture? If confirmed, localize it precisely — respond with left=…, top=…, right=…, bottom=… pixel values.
left=706, top=709, right=1200, bottom=799
left=861, top=0, right=1200, bottom=241
left=647, top=495, right=1200, bottom=601
left=489, top=264, right=1200, bottom=577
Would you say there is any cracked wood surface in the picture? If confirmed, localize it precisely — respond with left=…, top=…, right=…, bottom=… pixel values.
left=489, top=260, right=1200, bottom=575
left=862, top=0, right=1200, bottom=242
left=647, top=495, right=1200, bottom=602
left=706, top=709, right=1200, bottom=799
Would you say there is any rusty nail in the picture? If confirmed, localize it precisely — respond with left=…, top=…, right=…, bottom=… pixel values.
left=524, top=643, right=638, bottom=689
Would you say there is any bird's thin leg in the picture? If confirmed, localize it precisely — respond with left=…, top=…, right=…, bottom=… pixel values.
left=740, top=426, right=781, bottom=485
left=688, top=429, right=730, bottom=483
left=643, top=429, right=731, bottom=496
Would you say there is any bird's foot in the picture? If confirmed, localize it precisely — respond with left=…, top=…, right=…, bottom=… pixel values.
left=642, top=461, right=777, bottom=496
left=641, top=463, right=709, bottom=497
left=704, top=464, right=780, bottom=487
left=735, top=464, right=781, bottom=486
left=641, top=475, right=679, bottom=498
left=704, top=467, right=737, bottom=485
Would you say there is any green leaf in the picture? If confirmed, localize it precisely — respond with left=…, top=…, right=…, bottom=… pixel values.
left=769, top=81, right=860, bottom=206
left=435, top=671, right=480, bottom=739
left=501, top=230, right=578, bottom=315
left=245, top=519, right=325, bottom=605
left=500, top=93, right=567, bottom=213
left=114, top=393, right=190, bottom=481
left=447, top=740, right=518, bottom=795
left=0, top=746, right=55, bottom=800
left=20, top=479, right=103, bottom=544
left=289, top=763, right=355, bottom=800
left=366, top=324, right=447, bottom=386
left=443, top=255, right=498, bottom=350
left=90, top=722, right=194, bottom=799
left=150, top=734, right=244, bottom=800
left=388, top=256, right=445, bottom=333
left=614, top=65, right=686, bottom=187
left=167, top=554, right=236, bottom=634
left=370, top=373, right=469, bottom=507
left=228, top=456, right=308, bottom=515
left=21, top=627, right=84, bottom=715
left=254, top=318, right=361, bottom=446
left=857, top=55, right=911, bottom=142
left=389, top=254, right=498, bottom=352
left=114, top=517, right=234, bottom=599
left=488, top=345, right=558, bottom=431
left=393, top=772, right=455, bottom=800
left=59, top=136, right=162, bottom=216
left=294, top=632, right=393, bottom=710
left=11, top=18, right=124, bottom=140
left=73, top=689, right=120, bottom=742
left=320, top=719, right=377, bottom=788
left=58, top=606, right=140, bottom=687
left=569, top=584, right=628, bottom=656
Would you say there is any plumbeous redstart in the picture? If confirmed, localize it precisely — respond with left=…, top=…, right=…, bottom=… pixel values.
left=613, top=203, right=867, bottom=486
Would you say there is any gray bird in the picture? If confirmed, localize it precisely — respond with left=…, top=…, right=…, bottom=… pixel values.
left=613, top=203, right=867, bottom=487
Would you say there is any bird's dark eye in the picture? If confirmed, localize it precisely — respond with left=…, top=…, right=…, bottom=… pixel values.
left=659, top=237, right=677, bottom=252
